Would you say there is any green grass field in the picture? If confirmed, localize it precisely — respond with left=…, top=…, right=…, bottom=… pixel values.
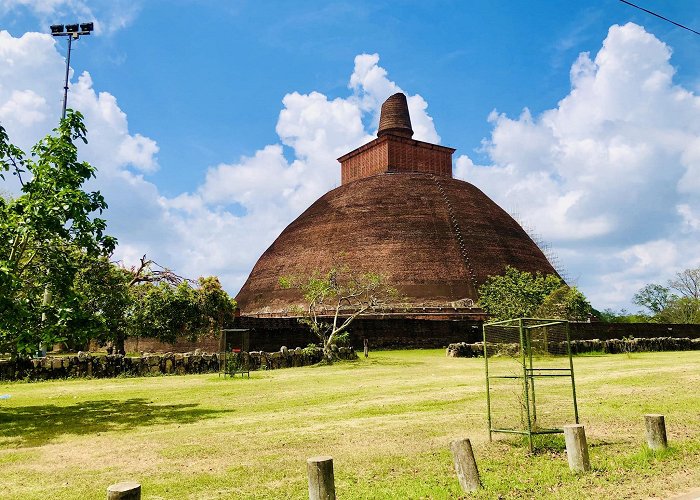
left=1, top=350, right=698, bottom=499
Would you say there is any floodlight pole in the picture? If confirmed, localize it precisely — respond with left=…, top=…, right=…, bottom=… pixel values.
left=50, top=22, right=94, bottom=120
left=61, top=34, right=73, bottom=120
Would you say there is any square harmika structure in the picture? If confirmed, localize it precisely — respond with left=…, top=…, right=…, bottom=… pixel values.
left=483, top=318, right=579, bottom=451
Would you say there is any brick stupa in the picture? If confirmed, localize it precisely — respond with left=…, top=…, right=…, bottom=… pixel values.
left=235, top=93, right=557, bottom=317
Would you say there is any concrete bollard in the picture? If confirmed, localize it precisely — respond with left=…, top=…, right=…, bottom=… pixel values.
left=106, top=481, right=141, bottom=500
left=307, top=456, right=335, bottom=500
left=563, top=424, right=590, bottom=472
left=449, top=438, right=481, bottom=492
left=644, top=414, right=668, bottom=450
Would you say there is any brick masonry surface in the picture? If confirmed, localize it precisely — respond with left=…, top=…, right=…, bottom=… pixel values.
left=339, top=135, right=454, bottom=185
left=109, top=319, right=700, bottom=355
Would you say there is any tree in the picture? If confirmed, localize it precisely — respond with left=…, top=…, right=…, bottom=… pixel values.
left=656, top=296, right=700, bottom=324
left=534, top=284, right=592, bottom=321
left=279, top=267, right=397, bottom=362
left=0, top=111, right=116, bottom=358
left=197, top=276, right=238, bottom=331
left=477, top=266, right=563, bottom=321
left=631, top=267, right=700, bottom=324
left=633, top=283, right=672, bottom=316
left=70, top=255, right=237, bottom=354
left=70, top=253, right=132, bottom=351
left=596, top=308, right=649, bottom=323
left=668, top=267, right=700, bottom=300
left=127, top=276, right=236, bottom=346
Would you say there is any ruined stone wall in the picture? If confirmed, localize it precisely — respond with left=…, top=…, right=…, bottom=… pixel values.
left=0, top=347, right=357, bottom=381
left=446, top=337, right=700, bottom=358
left=86, top=318, right=700, bottom=358
left=569, top=322, right=700, bottom=340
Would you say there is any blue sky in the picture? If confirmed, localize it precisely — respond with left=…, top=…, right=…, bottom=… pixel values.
left=1, top=1, right=700, bottom=311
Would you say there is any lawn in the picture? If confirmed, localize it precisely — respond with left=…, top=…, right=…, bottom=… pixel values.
left=1, top=350, right=698, bottom=499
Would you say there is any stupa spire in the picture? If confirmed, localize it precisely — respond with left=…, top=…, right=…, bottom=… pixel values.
left=377, top=92, right=414, bottom=138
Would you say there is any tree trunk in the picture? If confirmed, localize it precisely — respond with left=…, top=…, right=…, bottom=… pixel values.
left=323, top=345, right=335, bottom=363
left=114, top=333, right=126, bottom=356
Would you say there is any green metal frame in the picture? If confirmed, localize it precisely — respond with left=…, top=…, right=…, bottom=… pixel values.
left=219, top=328, right=250, bottom=378
left=483, top=318, right=579, bottom=451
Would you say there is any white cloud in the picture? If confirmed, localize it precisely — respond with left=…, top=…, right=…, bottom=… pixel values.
left=0, top=35, right=437, bottom=298
left=456, top=23, right=700, bottom=309
left=173, top=53, right=438, bottom=284
left=0, top=89, right=46, bottom=126
left=349, top=53, right=439, bottom=143
left=5, top=21, right=697, bottom=312
left=0, top=0, right=139, bottom=35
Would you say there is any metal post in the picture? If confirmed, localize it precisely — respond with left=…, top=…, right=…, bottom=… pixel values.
left=61, top=34, right=73, bottom=120
left=483, top=324, right=492, bottom=442
left=519, top=318, right=533, bottom=451
left=566, top=322, right=579, bottom=423
left=527, top=325, right=537, bottom=427
left=50, top=22, right=93, bottom=120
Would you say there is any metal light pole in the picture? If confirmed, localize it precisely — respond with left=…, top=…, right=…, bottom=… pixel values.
left=35, top=23, right=93, bottom=357
left=50, top=23, right=94, bottom=120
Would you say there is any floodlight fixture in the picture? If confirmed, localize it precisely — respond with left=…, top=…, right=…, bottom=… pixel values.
left=49, top=21, right=95, bottom=119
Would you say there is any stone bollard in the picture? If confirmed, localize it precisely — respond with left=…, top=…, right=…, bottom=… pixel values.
left=106, top=481, right=141, bottom=500
left=563, top=424, right=590, bottom=472
left=644, top=414, right=668, bottom=450
left=449, top=438, right=481, bottom=492
left=307, top=456, right=335, bottom=500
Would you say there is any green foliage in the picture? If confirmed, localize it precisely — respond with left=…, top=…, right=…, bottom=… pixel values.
left=534, top=284, right=593, bottom=321
left=69, top=253, right=132, bottom=349
left=197, top=276, right=238, bottom=329
left=0, top=111, right=116, bottom=357
left=279, top=266, right=396, bottom=362
left=301, top=343, right=321, bottom=356
left=655, top=296, right=700, bottom=324
left=633, top=284, right=672, bottom=316
left=225, top=351, right=245, bottom=374
left=0, top=113, right=237, bottom=357
left=477, top=266, right=564, bottom=321
left=632, top=267, right=700, bottom=324
left=127, top=277, right=236, bottom=344
left=596, top=308, right=650, bottom=323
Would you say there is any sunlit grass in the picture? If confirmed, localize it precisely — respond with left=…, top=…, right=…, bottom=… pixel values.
left=1, top=350, right=698, bottom=499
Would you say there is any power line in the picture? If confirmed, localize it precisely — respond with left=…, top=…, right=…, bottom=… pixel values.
left=619, top=0, right=700, bottom=37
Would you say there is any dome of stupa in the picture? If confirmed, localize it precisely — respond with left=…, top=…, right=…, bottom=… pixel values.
left=235, top=93, right=557, bottom=316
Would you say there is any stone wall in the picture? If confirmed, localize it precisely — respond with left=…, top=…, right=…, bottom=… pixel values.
left=0, top=347, right=357, bottom=381
left=446, top=337, right=700, bottom=358
left=91, top=318, right=700, bottom=357
left=569, top=322, right=700, bottom=341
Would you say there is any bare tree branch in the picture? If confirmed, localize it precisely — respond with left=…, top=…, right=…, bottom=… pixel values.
left=669, top=268, right=700, bottom=300
left=118, top=254, right=192, bottom=287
